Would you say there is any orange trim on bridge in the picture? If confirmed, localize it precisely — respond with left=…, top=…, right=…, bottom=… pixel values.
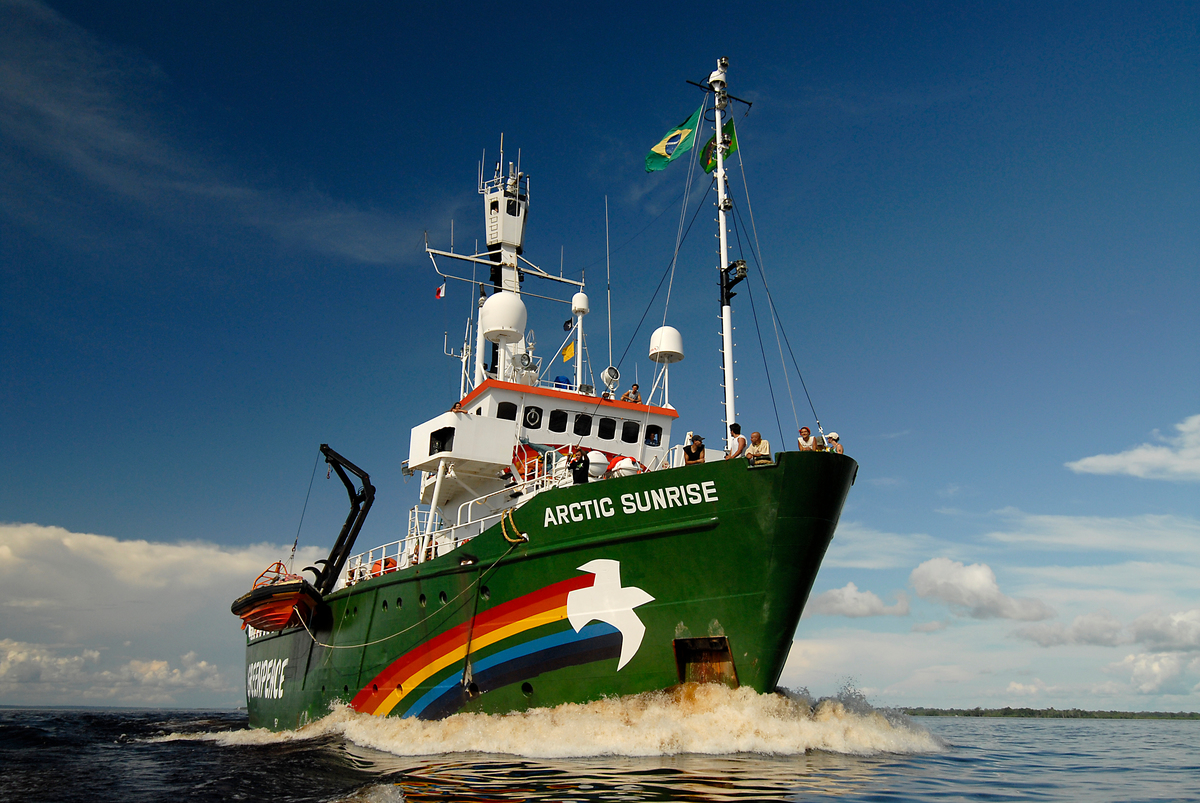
left=459, top=379, right=679, bottom=418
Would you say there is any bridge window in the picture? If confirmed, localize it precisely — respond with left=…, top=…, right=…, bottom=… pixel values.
left=597, top=417, right=616, bottom=440
left=548, top=410, right=568, bottom=433
left=574, top=414, right=593, bottom=436
left=523, top=406, right=543, bottom=430
left=644, top=425, right=662, bottom=447
left=429, top=426, right=455, bottom=455
left=621, top=421, right=640, bottom=444
left=497, top=401, right=518, bottom=421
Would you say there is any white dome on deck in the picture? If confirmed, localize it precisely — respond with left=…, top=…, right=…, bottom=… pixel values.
left=649, top=326, right=684, bottom=364
left=481, top=292, right=527, bottom=344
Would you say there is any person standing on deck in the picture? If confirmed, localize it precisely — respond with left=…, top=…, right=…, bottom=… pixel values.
left=568, top=448, right=590, bottom=484
left=726, top=423, right=747, bottom=460
left=797, top=427, right=816, bottom=451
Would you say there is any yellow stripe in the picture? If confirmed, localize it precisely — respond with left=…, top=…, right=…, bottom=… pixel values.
left=371, top=607, right=568, bottom=717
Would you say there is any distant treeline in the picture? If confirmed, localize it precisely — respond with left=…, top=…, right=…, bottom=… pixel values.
left=904, top=707, right=1200, bottom=720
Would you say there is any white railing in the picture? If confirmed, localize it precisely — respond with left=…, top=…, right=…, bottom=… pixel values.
left=341, top=444, right=690, bottom=588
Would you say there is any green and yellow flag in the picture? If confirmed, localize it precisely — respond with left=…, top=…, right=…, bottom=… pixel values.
left=700, top=119, right=738, bottom=174
left=645, top=105, right=703, bottom=172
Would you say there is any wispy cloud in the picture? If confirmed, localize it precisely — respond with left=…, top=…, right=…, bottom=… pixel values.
left=822, top=522, right=942, bottom=570
left=1015, top=610, right=1130, bottom=647
left=1066, top=414, right=1200, bottom=482
left=809, top=582, right=909, bottom=618
left=910, top=557, right=1054, bottom=621
left=0, top=0, right=429, bottom=264
left=983, top=509, right=1200, bottom=556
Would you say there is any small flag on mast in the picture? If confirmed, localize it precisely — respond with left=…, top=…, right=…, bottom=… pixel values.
left=645, top=105, right=703, bottom=172
left=435, top=281, right=446, bottom=299
left=700, top=119, right=738, bottom=174
left=562, top=341, right=575, bottom=362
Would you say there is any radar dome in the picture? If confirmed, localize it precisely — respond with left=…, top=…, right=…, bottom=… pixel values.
left=649, top=326, right=684, bottom=364
left=571, top=292, right=590, bottom=316
left=480, top=292, right=527, bottom=344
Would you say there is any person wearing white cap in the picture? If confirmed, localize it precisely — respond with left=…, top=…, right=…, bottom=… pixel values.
left=827, top=432, right=843, bottom=454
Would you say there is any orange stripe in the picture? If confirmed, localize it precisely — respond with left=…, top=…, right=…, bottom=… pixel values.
left=459, top=378, right=679, bottom=418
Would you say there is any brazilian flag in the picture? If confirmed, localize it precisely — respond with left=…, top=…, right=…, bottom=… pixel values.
left=645, top=105, right=703, bottom=172
left=700, top=119, right=738, bottom=174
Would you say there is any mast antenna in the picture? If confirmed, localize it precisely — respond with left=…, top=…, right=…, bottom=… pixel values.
left=605, top=196, right=613, bottom=368
left=711, top=56, right=746, bottom=454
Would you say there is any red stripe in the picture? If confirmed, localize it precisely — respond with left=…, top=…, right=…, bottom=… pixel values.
left=350, top=572, right=594, bottom=711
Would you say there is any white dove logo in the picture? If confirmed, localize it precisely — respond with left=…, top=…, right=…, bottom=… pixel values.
left=565, top=559, right=655, bottom=670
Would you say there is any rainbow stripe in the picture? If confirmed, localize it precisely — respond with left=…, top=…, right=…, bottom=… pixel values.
left=351, top=572, right=623, bottom=719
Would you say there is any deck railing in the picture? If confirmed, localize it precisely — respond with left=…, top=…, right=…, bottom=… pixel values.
left=340, top=443, right=689, bottom=588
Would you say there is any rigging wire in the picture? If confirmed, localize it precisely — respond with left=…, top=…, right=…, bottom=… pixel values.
left=288, top=451, right=321, bottom=574
left=296, top=539, right=523, bottom=650
left=661, top=94, right=710, bottom=328
left=731, top=146, right=823, bottom=436
left=729, top=208, right=787, bottom=449
left=742, top=272, right=786, bottom=450
left=614, top=177, right=715, bottom=371
left=732, top=139, right=807, bottom=433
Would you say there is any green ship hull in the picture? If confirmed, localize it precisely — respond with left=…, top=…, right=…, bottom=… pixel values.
left=243, top=451, right=856, bottom=731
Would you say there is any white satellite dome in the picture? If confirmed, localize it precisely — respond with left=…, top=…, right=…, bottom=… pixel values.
left=571, top=292, right=590, bottom=316
left=480, top=292, right=527, bottom=344
left=649, top=326, right=684, bottom=364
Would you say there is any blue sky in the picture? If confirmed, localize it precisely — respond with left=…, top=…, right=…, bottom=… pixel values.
left=2, top=0, right=1197, bottom=710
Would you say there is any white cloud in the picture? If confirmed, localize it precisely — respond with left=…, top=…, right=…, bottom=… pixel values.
left=0, top=640, right=225, bottom=704
left=1006, top=678, right=1056, bottom=696
left=1105, top=652, right=1195, bottom=695
left=1015, top=610, right=1129, bottom=647
left=0, top=522, right=323, bottom=706
left=1066, top=414, right=1200, bottom=482
left=0, top=0, right=428, bottom=264
left=809, top=583, right=909, bottom=618
left=1129, top=609, right=1200, bottom=651
left=910, top=558, right=1054, bottom=621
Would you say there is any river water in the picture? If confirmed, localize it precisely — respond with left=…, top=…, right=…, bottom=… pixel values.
left=3, top=685, right=1197, bottom=802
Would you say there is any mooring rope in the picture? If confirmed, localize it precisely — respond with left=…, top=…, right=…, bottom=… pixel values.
left=291, top=536, right=523, bottom=650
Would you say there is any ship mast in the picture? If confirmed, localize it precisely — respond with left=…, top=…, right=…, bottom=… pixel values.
left=711, top=57, right=747, bottom=453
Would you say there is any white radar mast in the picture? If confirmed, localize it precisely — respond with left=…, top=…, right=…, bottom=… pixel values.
left=710, top=58, right=747, bottom=455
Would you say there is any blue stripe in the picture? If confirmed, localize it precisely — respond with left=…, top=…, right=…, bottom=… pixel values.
left=401, top=622, right=619, bottom=718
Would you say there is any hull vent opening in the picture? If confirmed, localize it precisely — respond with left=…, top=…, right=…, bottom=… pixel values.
left=673, top=637, right=739, bottom=688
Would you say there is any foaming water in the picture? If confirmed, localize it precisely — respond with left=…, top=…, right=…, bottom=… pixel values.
left=7, top=705, right=1200, bottom=802
left=172, top=684, right=943, bottom=758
